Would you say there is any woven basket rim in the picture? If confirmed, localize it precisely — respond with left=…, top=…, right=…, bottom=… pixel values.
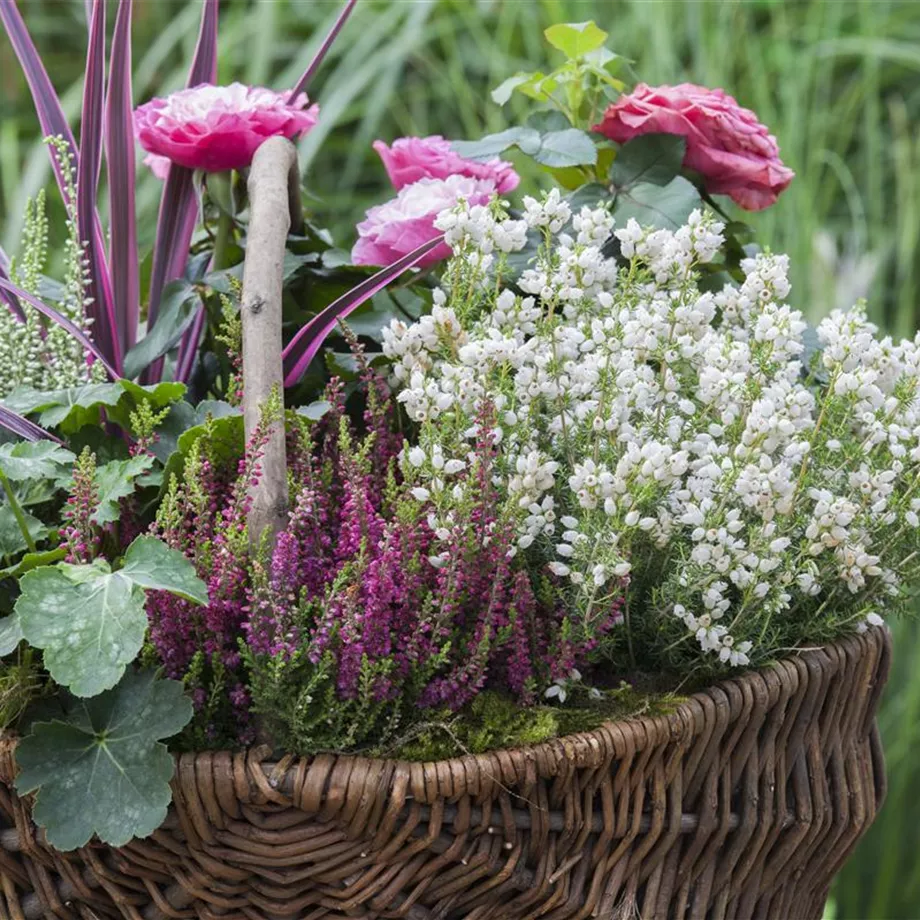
left=0, top=627, right=890, bottom=796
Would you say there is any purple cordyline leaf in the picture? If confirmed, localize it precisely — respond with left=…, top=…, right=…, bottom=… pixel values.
left=291, top=0, right=358, bottom=97
left=282, top=235, right=444, bottom=387
left=0, top=0, right=79, bottom=207
left=0, top=0, right=117, bottom=360
left=106, top=0, right=139, bottom=356
left=78, top=0, right=121, bottom=372
left=0, top=406, right=63, bottom=445
left=145, top=0, right=218, bottom=385
left=175, top=306, right=207, bottom=385
left=0, top=258, right=25, bottom=324
left=0, top=278, right=118, bottom=382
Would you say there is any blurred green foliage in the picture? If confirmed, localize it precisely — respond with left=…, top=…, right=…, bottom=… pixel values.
left=3, top=2, right=920, bottom=913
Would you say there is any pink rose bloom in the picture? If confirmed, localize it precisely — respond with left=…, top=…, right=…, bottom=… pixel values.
left=143, top=153, right=171, bottom=180
left=593, top=83, right=794, bottom=211
left=373, top=135, right=519, bottom=194
left=135, top=82, right=319, bottom=173
left=352, top=175, right=496, bottom=268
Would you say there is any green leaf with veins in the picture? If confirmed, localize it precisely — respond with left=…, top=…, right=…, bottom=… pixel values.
left=0, top=547, right=66, bottom=581
left=531, top=128, right=598, bottom=167
left=0, top=610, right=24, bottom=655
left=90, top=455, right=156, bottom=524
left=613, top=176, right=702, bottom=232
left=0, top=441, right=76, bottom=482
left=14, top=670, right=192, bottom=850
left=610, top=134, right=687, bottom=189
left=0, top=506, right=48, bottom=557
left=15, top=564, right=146, bottom=697
left=544, top=21, right=608, bottom=59
left=119, top=536, right=208, bottom=604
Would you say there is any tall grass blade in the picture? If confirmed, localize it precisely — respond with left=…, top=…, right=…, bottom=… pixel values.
left=282, top=235, right=443, bottom=386
left=105, top=0, right=140, bottom=355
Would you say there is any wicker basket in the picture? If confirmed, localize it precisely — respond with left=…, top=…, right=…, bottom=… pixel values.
left=0, top=628, right=890, bottom=920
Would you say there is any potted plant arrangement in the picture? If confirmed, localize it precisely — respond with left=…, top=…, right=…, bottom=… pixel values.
left=0, top=3, right=899, bottom=918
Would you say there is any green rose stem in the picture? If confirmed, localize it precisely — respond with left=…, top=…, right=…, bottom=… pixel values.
left=0, top=470, right=35, bottom=553
left=239, top=137, right=303, bottom=550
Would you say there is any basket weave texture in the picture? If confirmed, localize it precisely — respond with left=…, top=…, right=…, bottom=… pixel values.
left=0, top=628, right=890, bottom=920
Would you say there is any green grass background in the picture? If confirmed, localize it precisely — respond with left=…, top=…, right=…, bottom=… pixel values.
left=3, top=2, right=920, bottom=915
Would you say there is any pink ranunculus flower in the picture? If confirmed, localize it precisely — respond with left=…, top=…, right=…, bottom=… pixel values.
left=143, top=153, right=171, bottom=180
left=352, top=175, right=496, bottom=268
left=134, top=82, right=319, bottom=173
left=593, top=83, right=794, bottom=211
left=373, top=135, right=519, bottom=194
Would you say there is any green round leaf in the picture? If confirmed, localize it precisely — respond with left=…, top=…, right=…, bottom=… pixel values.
left=14, top=670, right=192, bottom=850
left=15, top=565, right=146, bottom=697
left=0, top=441, right=75, bottom=482
left=544, top=21, right=608, bottom=59
left=120, top=536, right=208, bottom=605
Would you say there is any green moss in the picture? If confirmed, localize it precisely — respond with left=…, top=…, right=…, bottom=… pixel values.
left=384, top=685, right=685, bottom=762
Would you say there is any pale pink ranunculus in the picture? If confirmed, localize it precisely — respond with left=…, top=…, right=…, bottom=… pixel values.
left=352, top=175, right=496, bottom=268
left=143, top=153, right=171, bottom=180
left=134, top=82, right=319, bottom=173
left=373, top=135, right=519, bottom=194
left=593, top=83, right=794, bottom=211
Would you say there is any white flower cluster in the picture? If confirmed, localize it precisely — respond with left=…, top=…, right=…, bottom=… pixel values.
left=384, top=194, right=919, bottom=673
left=0, top=141, right=103, bottom=397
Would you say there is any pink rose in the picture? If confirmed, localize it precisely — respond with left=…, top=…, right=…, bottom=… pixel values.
left=134, top=82, right=318, bottom=173
left=373, top=135, right=519, bottom=194
left=593, top=83, right=794, bottom=211
left=352, top=175, right=496, bottom=268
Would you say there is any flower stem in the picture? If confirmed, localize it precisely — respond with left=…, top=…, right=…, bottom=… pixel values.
left=0, top=471, right=35, bottom=553
left=212, top=202, right=235, bottom=271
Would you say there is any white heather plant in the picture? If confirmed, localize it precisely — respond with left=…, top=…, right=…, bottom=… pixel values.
left=0, top=139, right=103, bottom=397
left=383, top=193, right=919, bottom=684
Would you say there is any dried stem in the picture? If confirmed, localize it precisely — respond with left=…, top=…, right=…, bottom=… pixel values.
left=241, top=137, right=302, bottom=550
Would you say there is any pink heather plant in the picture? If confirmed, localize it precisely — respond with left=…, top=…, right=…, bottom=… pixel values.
left=144, top=368, right=611, bottom=752
left=373, top=135, right=519, bottom=193
left=593, top=83, right=794, bottom=210
left=134, top=82, right=319, bottom=173
left=351, top=175, right=496, bottom=268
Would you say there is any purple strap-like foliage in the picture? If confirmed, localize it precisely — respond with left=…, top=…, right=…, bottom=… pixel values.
left=0, top=256, right=25, bottom=323
left=106, top=0, right=140, bottom=356
left=0, top=406, right=63, bottom=444
left=146, top=0, right=219, bottom=385
left=282, top=236, right=444, bottom=387
left=0, top=277, right=118, bottom=381
left=0, top=0, right=119, bottom=370
left=291, top=0, right=357, bottom=97
left=79, top=0, right=121, bottom=371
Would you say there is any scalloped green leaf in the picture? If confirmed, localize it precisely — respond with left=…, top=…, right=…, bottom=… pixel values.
left=120, top=536, right=207, bottom=604
left=91, top=454, right=156, bottom=524
left=15, top=564, right=145, bottom=697
left=0, top=505, right=48, bottom=557
left=14, top=670, right=192, bottom=850
left=0, top=610, right=24, bottom=655
left=0, top=441, right=75, bottom=482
